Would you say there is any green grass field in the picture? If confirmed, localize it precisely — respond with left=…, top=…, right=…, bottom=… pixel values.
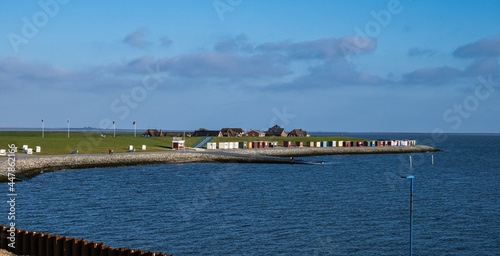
left=0, top=131, right=367, bottom=156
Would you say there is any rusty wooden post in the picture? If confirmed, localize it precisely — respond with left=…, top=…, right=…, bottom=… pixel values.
left=16, top=229, right=26, bottom=255
left=31, top=232, right=41, bottom=255
left=57, top=236, right=67, bottom=256
left=0, top=226, right=6, bottom=249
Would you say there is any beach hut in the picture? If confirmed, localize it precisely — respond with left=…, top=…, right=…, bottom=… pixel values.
left=239, top=142, right=247, bottom=149
left=321, top=141, right=327, bottom=147
left=283, top=141, right=292, bottom=147
left=128, top=145, right=134, bottom=151
left=295, top=141, right=303, bottom=147
left=338, top=141, right=344, bottom=147
left=27, top=148, right=33, bottom=154
left=228, top=142, right=234, bottom=149
left=173, top=141, right=184, bottom=150
left=22, top=145, right=28, bottom=153
left=142, top=145, right=147, bottom=150
left=328, top=141, right=336, bottom=147
left=35, top=146, right=41, bottom=153
left=308, top=141, right=315, bottom=147
left=0, top=149, right=5, bottom=156
left=315, top=142, right=321, bottom=147
left=410, top=140, right=417, bottom=146
left=207, top=142, right=217, bottom=149
left=264, top=141, right=269, bottom=148
left=219, top=142, right=228, bottom=149
left=344, top=141, right=351, bottom=147
left=363, top=141, right=369, bottom=146
left=247, top=142, right=253, bottom=149
left=269, top=142, right=278, bottom=148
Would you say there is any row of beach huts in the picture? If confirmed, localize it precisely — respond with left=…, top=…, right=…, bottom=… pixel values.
left=204, top=140, right=417, bottom=150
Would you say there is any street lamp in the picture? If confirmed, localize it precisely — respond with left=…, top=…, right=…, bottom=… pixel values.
left=401, top=175, right=414, bottom=256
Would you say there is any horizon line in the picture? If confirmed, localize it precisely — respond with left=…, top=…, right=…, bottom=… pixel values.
left=0, top=127, right=498, bottom=135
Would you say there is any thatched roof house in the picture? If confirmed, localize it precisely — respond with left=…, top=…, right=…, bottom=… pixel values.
left=265, top=125, right=287, bottom=137
left=220, top=128, right=245, bottom=137
left=287, top=129, right=310, bottom=137
left=245, top=130, right=266, bottom=137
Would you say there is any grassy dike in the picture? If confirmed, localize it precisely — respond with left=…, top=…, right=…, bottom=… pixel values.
left=0, top=131, right=368, bottom=155
left=5, top=131, right=431, bottom=182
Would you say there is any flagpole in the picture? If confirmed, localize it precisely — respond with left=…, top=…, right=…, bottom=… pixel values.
left=67, top=119, right=70, bottom=138
left=113, top=121, right=116, bottom=138
left=42, top=119, right=44, bottom=138
left=134, top=121, right=136, bottom=137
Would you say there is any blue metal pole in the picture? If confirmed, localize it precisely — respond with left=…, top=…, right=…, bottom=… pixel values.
left=402, top=175, right=414, bottom=256
left=410, top=176, right=413, bottom=256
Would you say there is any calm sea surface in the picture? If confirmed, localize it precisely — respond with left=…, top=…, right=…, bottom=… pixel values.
left=2, top=134, right=499, bottom=255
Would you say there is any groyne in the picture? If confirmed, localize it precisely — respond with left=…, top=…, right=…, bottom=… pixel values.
left=0, top=225, right=170, bottom=256
left=238, top=145, right=438, bottom=157
left=0, top=145, right=439, bottom=181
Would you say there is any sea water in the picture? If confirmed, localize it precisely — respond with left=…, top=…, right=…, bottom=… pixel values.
left=1, top=134, right=499, bottom=255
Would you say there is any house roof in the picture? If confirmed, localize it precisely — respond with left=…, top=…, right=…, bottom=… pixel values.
left=247, top=130, right=265, bottom=134
left=143, top=129, right=160, bottom=136
left=288, top=129, right=310, bottom=137
left=221, top=128, right=245, bottom=136
left=162, top=132, right=186, bottom=137
left=266, top=125, right=286, bottom=136
left=193, top=130, right=221, bottom=137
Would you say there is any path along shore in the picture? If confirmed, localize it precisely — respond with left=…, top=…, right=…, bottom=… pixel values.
left=0, top=145, right=439, bottom=180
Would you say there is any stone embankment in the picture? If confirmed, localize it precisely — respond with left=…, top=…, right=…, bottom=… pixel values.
left=0, top=145, right=439, bottom=180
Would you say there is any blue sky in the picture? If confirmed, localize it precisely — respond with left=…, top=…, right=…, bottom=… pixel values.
left=1, top=0, right=499, bottom=133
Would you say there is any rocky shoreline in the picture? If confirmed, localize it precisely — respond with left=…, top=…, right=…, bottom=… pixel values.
left=0, top=145, right=439, bottom=181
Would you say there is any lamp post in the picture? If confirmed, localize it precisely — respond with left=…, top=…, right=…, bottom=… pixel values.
left=67, top=119, right=70, bottom=138
left=113, top=120, right=116, bottom=138
left=401, top=175, right=414, bottom=256
left=133, top=121, right=136, bottom=137
left=42, top=118, right=44, bottom=138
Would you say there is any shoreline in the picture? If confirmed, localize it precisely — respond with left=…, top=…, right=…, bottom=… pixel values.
left=0, top=145, right=440, bottom=181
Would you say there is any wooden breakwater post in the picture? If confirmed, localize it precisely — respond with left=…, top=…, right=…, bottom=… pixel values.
left=0, top=225, right=172, bottom=256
